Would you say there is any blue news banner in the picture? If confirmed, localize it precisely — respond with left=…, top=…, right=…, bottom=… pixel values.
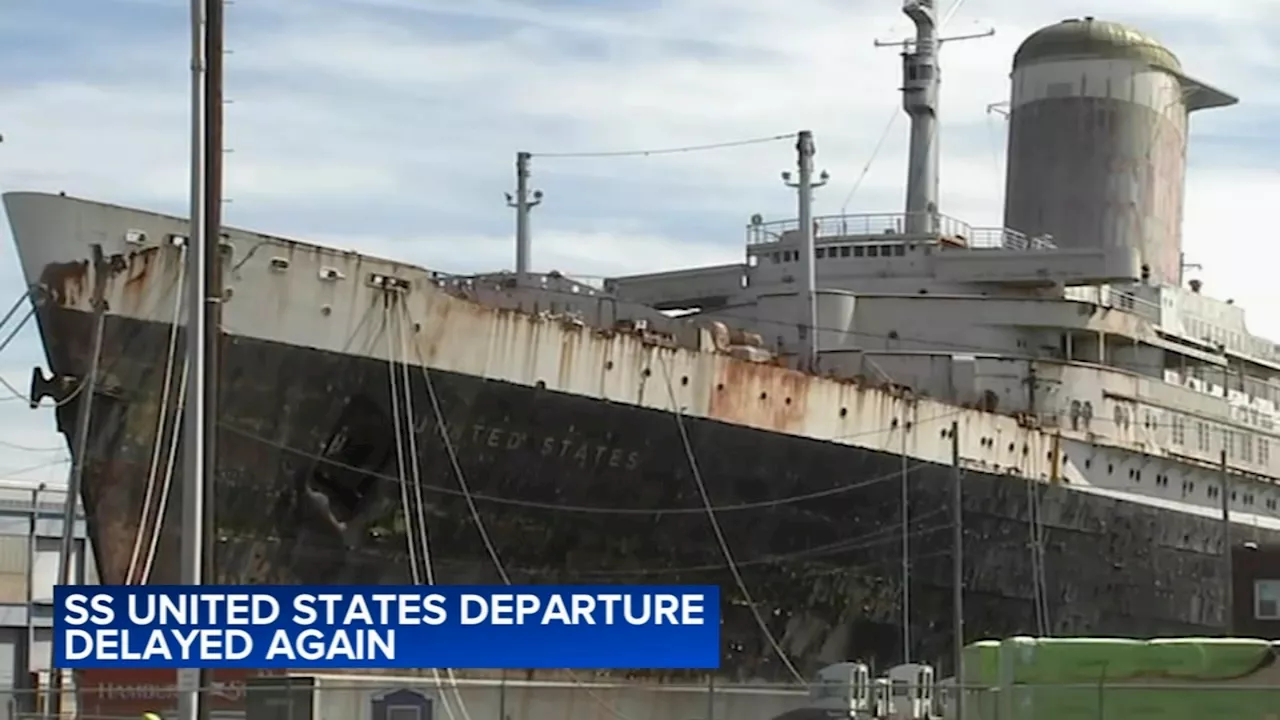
left=54, top=585, right=720, bottom=670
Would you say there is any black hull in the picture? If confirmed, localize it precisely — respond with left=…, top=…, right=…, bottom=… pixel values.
left=40, top=305, right=1268, bottom=679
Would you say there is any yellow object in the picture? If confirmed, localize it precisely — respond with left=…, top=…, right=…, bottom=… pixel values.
left=142, top=713, right=163, bottom=720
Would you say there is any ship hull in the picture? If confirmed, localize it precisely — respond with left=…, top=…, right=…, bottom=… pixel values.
left=41, top=302, right=1265, bottom=678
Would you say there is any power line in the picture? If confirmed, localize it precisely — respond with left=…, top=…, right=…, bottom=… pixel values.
left=532, top=132, right=797, bottom=159
left=659, top=354, right=806, bottom=683
left=840, top=107, right=899, bottom=213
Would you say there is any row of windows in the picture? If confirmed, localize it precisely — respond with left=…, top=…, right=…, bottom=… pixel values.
left=1112, top=461, right=1276, bottom=510
left=1231, top=403, right=1276, bottom=431
left=763, top=243, right=909, bottom=264
left=1169, top=414, right=1271, bottom=468
left=1161, top=473, right=1274, bottom=509
left=1183, top=316, right=1254, bottom=356
left=1239, top=377, right=1280, bottom=408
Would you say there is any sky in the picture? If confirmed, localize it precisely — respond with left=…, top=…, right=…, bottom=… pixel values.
left=0, top=0, right=1277, bottom=485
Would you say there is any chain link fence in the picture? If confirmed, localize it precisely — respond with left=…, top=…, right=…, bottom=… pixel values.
left=1, top=675, right=1278, bottom=720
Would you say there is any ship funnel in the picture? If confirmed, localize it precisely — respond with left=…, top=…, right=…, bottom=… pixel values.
left=1003, top=18, right=1237, bottom=286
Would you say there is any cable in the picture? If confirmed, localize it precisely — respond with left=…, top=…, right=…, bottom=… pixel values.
left=532, top=132, right=796, bottom=159
left=401, top=305, right=638, bottom=718
left=127, top=246, right=187, bottom=585
left=0, top=306, right=35, bottom=356
left=839, top=108, right=900, bottom=214
left=139, top=356, right=187, bottom=585
left=130, top=265, right=194, bottom=585
left=657, top=353, right=807, bottom=684
left=0, top=439, right=64, bottom=453
left=1026, top=477, right=1047, bottom=636
left=0, top=291, right=32, bottom=336
left=385, top=304, right=454, bottom=720
left=386, top=303, right=472, bottom=720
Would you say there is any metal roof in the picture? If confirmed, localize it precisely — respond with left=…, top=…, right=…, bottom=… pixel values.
left=1013, top=17, right=1181, bottom=73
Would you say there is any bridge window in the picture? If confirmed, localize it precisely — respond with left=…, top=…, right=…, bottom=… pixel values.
left=1256, top=579, right=1280, bottom=619
left=1171, top=415, right=1185, bottom=445
left=854, top=246, right=865, bottom=257
left=1260, top=438, right=1269, bottom=466
left=893, top=244, right=905, bottom=256
left=867, top=246, right=879, bottom=257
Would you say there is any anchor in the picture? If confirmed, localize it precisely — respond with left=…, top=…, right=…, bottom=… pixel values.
left=28, top=367, right=79, bottom=409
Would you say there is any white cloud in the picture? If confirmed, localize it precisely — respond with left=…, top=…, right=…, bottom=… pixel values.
left=1, top=0, right=1278, bottom=482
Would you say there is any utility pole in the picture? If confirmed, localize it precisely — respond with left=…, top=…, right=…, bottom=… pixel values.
left=781, top=130, right=828, bottom=371
left=875, top=0, right=992, bottom=235
left=506, top=151, right=543, bottom=279
left=1219, top=448, right=1233, bottom=634
left=21, top=484, right=41, bottom=718
left=48, top=244, right=106, bottom=719
left=951, top=420, right=964, bottom=720
left=181, top=0, right=224, bottom=716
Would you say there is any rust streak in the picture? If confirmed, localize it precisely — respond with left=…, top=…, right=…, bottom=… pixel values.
left=708, top=360, right=811, bottom=433
left=118, top=246, right=160, bottom=313
left=39, top=259, right=90, bottom=307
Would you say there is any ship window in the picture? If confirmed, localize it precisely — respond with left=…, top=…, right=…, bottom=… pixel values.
left=1260, top=438, right=1270, bottom=466
left=867, top=246, right=879, bottom=257
left=816, top=248, right=826, bottom=259
left=1243, top=434, right=1255, bottom=463
left=1197, top=422, right=1210, bottom=451
left=1256, top=579, right=1280, bottom=619
left=893, top=244, right=905, bottom=256
left=854, top=246, right=865, bottom=257
left=840, top=246, right=851, bottom=257
left=1171, top=415, right=1186, bottom=445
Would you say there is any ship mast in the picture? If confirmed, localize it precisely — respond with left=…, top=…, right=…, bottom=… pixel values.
left=507, top=151, right=543, bottom=280
left=875, top=0, right=992, bottom=235
left=179, top=0, right=224, bottom=716
left=781, top=131, right=828, bottom=371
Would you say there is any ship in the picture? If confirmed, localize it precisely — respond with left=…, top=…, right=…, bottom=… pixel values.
left=6, top=8, right=1280, bottom=681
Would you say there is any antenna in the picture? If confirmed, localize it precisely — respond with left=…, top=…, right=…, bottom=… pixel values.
left=874, top=0, right=993, bottom=235
left=985, top=101, right=1009, bottom=118
left=505, top=151, right=543, bottom=279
